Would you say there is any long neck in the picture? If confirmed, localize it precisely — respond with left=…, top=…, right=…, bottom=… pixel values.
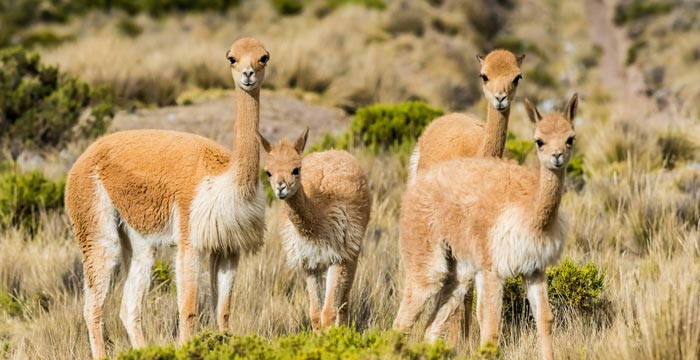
left=284, top=186, right=320, bottom=237
left=231, top=87, right=261, bottom=194
left=530, top=166, right=566, bottom=231
left=477, top=107, right=510, bottom=158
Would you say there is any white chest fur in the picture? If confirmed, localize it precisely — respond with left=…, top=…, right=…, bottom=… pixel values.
left=488, top=208, right=567, bottom=278
left=189, top=171, right=266, bottom=254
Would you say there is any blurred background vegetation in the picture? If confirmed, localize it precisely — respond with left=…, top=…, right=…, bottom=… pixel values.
left=0, top=0, right=699, bottom=359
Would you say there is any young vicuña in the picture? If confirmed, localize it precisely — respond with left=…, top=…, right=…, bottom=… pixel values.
left=259, top=129, right=371, bottom=329
left=394, top=94, right=579, bottom=360
left=65, top=38, right=270, bottom=358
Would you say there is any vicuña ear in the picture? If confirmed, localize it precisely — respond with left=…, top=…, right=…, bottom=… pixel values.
left=516, top=53, right=526, bottom=66
left=565, top=93, right=578, bottom=123
left=524, top=99, right=542, bottom=124
left=257, top=131, right=272, bottom=153
left=295, top=127, right=309, bottom=154
left=476, top=54, right=485, bottom=65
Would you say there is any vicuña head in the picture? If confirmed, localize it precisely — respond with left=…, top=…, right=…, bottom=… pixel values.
left=526, top=93, right=578, bottom=171
left=258, top=128, right=308, bottom=200
left=477, top=49, right=525, bottom=112
left=226, top=37, right=270, bottom=92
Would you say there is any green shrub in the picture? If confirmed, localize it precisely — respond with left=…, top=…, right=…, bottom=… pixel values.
left=152, top=260, right=174, bottom=292
left=308, top=101, right=443, bottom=154
left=116, top=18, right=143, bottom=37
left=349, top=101, right=443, bottom=153
left=501, top=259, right=606, bottom=322
left=19, top=30, right=73, bottom=48
left=260, top=168, right=276, bottom=205
left=0, top=292, right=22, bottom=317
left=324, top=0, right=385, bottom=11
left=524, top=64, right=557, bottom=88
left=118, top=327, right=456, bottom=359
left=0, top=168, right=65, bottom=233
left=505, top=131, right=534, bottom=164
left=270, top=0, right=304, bottom=15
left=0, top=47, right=114, bottom=154
left=613, top=0, right=673, bottom=25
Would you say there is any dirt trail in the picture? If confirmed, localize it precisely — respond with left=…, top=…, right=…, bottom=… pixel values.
left=585, top=0, right=658, bottom=116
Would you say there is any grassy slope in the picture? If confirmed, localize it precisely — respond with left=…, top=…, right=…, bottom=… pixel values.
left=1, top=0, right=699, bottom=359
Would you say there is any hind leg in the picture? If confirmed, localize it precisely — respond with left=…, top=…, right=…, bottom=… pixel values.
left=445, top=285, right=474, bottom=346
left=119, top=229, right=156, bottom=348
left=321, top=258, right=358, bottom=328
left=424, top=263, right=475, bottom=343
left=82, top=244, right=119, bottom=359
left=210, top=252, right=239, bottom=330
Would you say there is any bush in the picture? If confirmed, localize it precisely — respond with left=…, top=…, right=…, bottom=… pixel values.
left=657, top=131, right=696, bottom=169
left=0, top=167, right=65, bottom=233
left=613, top=0, right=674, bottom=25
left=501, top=258, right=606, bottom=322
left=0, top=292, right=22, bottom=317
left=271, top=0, right=304, bottom=15
left=152, top=260, right=174, bottom=292
left=308, top=101, right=443, bottom=154
left=116, top=18, right=143, bottom=37
left=626, top=40, right=647, bottom=65
left=505, top=131, right=534, bottom=164
left=118, top=327, right=456, bottom=359
left=0, top=47, right=114, bottom=154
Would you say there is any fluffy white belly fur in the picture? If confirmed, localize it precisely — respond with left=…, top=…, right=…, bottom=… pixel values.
left=488, top=208, right=567, bottom=278
left=281, top=206, right=362, bottom=270
left=189, top=171, right=266, bottom=254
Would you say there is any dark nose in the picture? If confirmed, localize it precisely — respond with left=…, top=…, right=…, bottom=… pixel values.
left=243, top=69, right=254, bottom=77
left=276, top=181, right=286, bottom=189
left=553, top=152, right=563, bottom=160
left=495, top=95, right=507, bottom=102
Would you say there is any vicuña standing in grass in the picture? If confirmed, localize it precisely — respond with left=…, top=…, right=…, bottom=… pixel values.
left=408, top=49, right=525, bottom=344
left=394, top=94, right=579, bottom=360
left=259, top=129, right=371, bottom=329
left=65, top=38, right=270, bottom=358
left=409, top=50, right=525, bottom=184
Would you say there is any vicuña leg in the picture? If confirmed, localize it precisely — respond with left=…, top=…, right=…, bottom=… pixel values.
left=321, top=259, right=358, bottom=327
left=525, top=272, right=554, bottom=360
left=210, top=252, right=239, bottom=330
left=82, top=234, right=120, bottom=359
left=393, top=276, right=441, bottom=334
left=119, top=234, right=155, bottom=348
left=445, top=286, right=474, bottom=345
left=476, top=270, right=502, bottom=346
left=175, top=237, right=199, bottom=344
left=304, top=269, right=324, bottom=330
left=424, top=263, right=475, bottom=343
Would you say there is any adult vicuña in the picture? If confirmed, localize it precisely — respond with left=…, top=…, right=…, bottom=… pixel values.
left=408, top=49, right=525, bottom=343
left=259, top=129, right=371, bottom=329
left=394, top=94, right=579, bottom=360
left=408, top=49, right=525, bottom=184
left=66, top=38, right=270, bottom=358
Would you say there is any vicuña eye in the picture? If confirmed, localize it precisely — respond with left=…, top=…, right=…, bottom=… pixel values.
left=292, top=167, right=300, bottom=176
left=535, top=139, right=544, bottom=148
left=566, top=136, right=575, bottom=147
left=480, top=74, right=489, bottom=82
left=260, top=54, right=269, bottom=64
left=513, top=74, right=522, bottom=85
left=228, top=56, right=237, bottom=65
left=265, top=171, right=271, bottom=177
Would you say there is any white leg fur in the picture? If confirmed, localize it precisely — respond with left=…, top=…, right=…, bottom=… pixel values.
left=407, top=145, right=420, bottom=186
left=119, top=233, right=155, bottom=348
left=210, top=252, right=239, bottom=330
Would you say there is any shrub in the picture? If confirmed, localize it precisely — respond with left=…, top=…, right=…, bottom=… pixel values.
left=613, top=0, right=673, bottom=25
left=501, top=259, right=606, bottom=322
left=271, top=0, right=304, bottom=15
left=324, top=0, right=385, bottom=11
left=0, top=167, right=65, bottom=233
left=505, top=131, right=534, bottom=164
left=151, top=260, right=174, bottom=292
left=0, top=47, right=114, bottom=154
left=118, top=327, right=456, bottom=359
left=626, top=40, right=647, bottom=65
left=19, top=30, right=73, bottom=48
left=0, top=292, right=22, bottom=317
left=116, top=18, right=143, bottom=38
left=657, top=131, right=696, bottom=169
left=308, top=101, right=443, bottom=154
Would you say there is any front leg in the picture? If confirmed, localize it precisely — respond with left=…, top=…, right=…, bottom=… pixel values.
left=321, top=260, right=358, bottom=328
left=304, top=269, right=324, bottom=330
left=525, top=272, right=554, bottom=360
left=210, top=252, right=239, bottom=330
left=175, top=240, right=200, bottom=344
left=475, top=270, right=502, bottom=347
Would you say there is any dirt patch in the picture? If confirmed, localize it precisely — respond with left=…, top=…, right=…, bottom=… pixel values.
left=111, top=90, right=350, bottom=147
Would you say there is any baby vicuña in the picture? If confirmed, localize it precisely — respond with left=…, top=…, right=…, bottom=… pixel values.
left=259, top=129, right=371, bottom=329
